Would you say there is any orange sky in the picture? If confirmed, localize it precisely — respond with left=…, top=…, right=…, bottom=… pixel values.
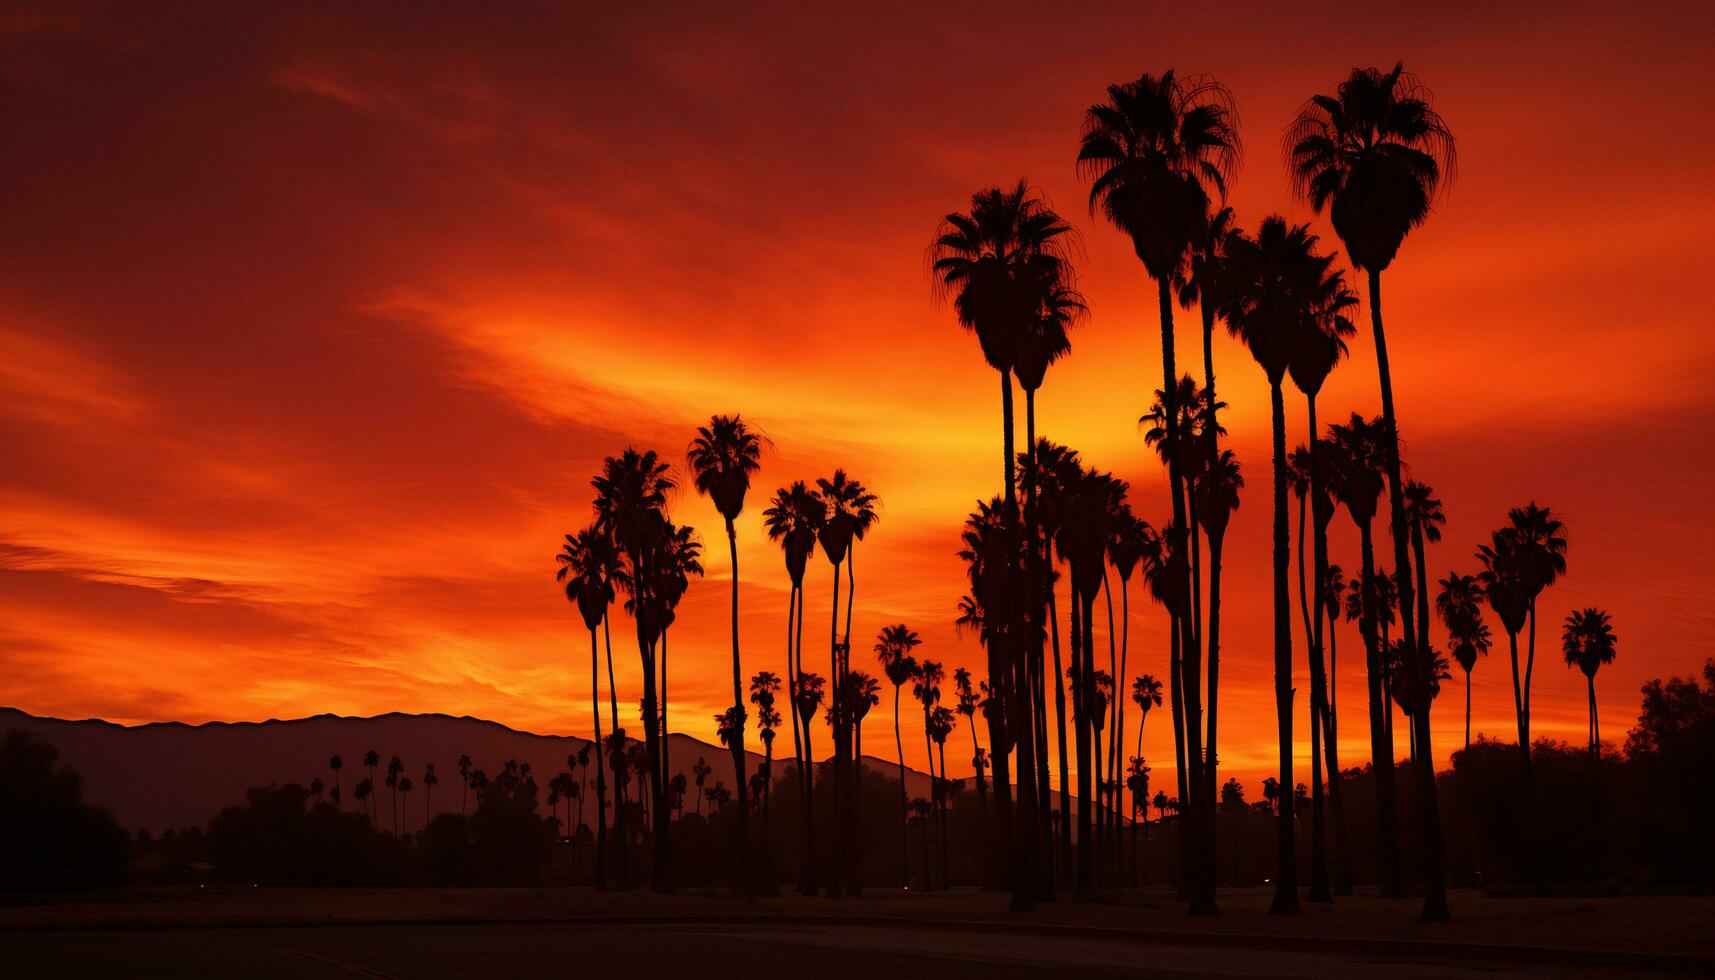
left=3, top=2, right=1714, bottom=796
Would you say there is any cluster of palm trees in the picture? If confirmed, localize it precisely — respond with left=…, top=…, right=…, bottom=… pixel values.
left=311, top=751, right=439, bottom=836
left=540, top=62, right=1621, bottom=918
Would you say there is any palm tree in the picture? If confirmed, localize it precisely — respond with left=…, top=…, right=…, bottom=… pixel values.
left=1562, top=608, right=1617, bottom=756
left=1229, top=214, right=1346, bottom=914
left=931, top=181, right=1072, bottom=908
left=688, top=414, right=764, bottom=895
left=1437, top=572, right=1492, bottom=749
left=423, top=764, right=437, bottom=823
left=1107, top=509, right=1157, bottom=887
left=1403, top=481, right=1446, bottom=693
left=1288, top=63, right=1457, bottom=922
left=1080, top=69, right=1239, bottom=918
left=763, top=479, right=824, bottom=894
left=592, top=447, right=680, bottom=890
left=1194, top=446, right=1240, bottom=885
left=385, top=756, right=403, bottom=835
left=953, top=665, right=989, bottom=867
left=793, top=671, right=826, bottom=874
left=354, top=777, right=372, bottom=824
left=1285, top=246, right=1357, bottom=904
left=815, top=469, right=878, bottom=894
left=457, top=755, right=472, bottom=816
left=875, top=624, right=922, bottom=889
left=751, top=670, right=783, bottom=894
left=557, top=525, right=623, bottom=889
left=398, top=777, right=413, bottom=834
left=362, top=750, right=379, bottom=825
left=1510, top=502, right=1570, bottom=760
left=327, top=755, right=343, bottom=808
left=1325, top=414, right=1402, bottom=898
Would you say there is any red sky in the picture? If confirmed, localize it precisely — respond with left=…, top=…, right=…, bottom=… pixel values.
left=3, top=2, right=1713, bottom=795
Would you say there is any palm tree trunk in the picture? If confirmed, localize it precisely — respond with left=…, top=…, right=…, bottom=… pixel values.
left=1102, top=566, right=1119, bottom=883
left=827, top=559, right=841, bottom=896
left=1358, top=518, right=1398, bottom=898
left=1157, top=278, right=1210, bottom=916
left=783, top=581, right=807, bottom=891
left=894, top=684, right=908, bottom=889
left=1075, top=586, right=1096, bottom=898
left=1367, top=268, right=1449, bottom=921
left=1116, top=575, right=1131, bottom=886
left=1589, top=675, right=1599, bottom=757
left=999, top=369, right=1042, bottom=910
left=1168, top=606, right=1187, bottom=897
left=1266, top=382, right=1300, bottom=914
left=1050, top=587, right=1072, bottom=889
left=842, top=548, right=860, bottom=895
left=591, top=626, right=609, bottom=890
left=1199, top=293, right=1224, bottom=905
left=601, top=614, right=630, bottom=887
left=1025, top=389, right=1054, bottom=894
left=724, top=521, right=751, bottom=897
left=797, top=584, right=815, bottom=896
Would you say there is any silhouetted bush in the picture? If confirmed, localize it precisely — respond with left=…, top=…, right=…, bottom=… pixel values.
left=0, top=730, right=129, bottom=890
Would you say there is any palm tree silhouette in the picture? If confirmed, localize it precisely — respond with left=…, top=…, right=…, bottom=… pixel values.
left=1080, top=69, right=1239, bottom=918
left=594, top=447, right=688, bottom=891
left=385, top=756, right=403, bottom=836
left=398, top=777, right=413, bottom=835
left=457, top=755, right=472, bottom=816
left=1107, top=508, right=1156, bottom=887
left=310, top=776, right=324, bottom=801
left=931, top=180, right=1074, bottom=908
left=354, top=777, right=372, bottom=825
left=688, top=413, right=764, bottom=897
left=362, top=750, right=379, bottom=826
left=953, top=666, right=989, bottom=862
left=751, top=669, right=783, bottom=895
left=875, top=624, right=922, bottom=889
left=1288, top=63, right=1457, bottom=922
left=423, top=764, right=437, bottom=824
left=558, top=524, right=625, bottom=889
left=692, top=756, right=711, bottom=818
left=912, top=658, right=945, bottom=886
left=763, top=479, right=824, bottom=895
left=1229, top=214, right=1349, bottom=914
left=814, top=469, right=877, bottom=895
left=1013, top=279, right=1085, bottom=888
left=1283, top=242, right=1357, bottom=903
left=1436, top=572, right=1491, bottom=750
left=1325, top=414, right=1403, bottom=897
left=1562, top=608, right=1617, bottom=757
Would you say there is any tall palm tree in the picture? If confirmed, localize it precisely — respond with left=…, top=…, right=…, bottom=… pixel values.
left=328, top=755, right=343, bottom=809
left=362, top=750, right=379, bottom=825
left=423, top=764, right=437, bottom=824
left=1562, top=608, right=1617, bottom=756
left=1080, top=69, right=1239, bottom=917
left=1508, top=502, right=1570, bottom=760
left=1325, top=414, right=1402, bottom=897
left=815, top=469, right=878, bottom=895
left=1288, top=63, right=1457, bottom=922
left=1194, top=444, right=1241, bottom=889
left=457, top=755, right=472, bottom=816
left=875, top=624, right=922, bottom=889
left=931, top=181, right=1072, bottom=907
left=688, top=414, right=764, bottom=896
left=592, top=448, right=679, bottom=890
left=1436, top=572, right=1491, bottom=749
left=558, top=525, right=627, bottom=890
left=763, top=480, right=824, bottom=894
left=1229, top=215, right=1346, bottom=914
left=954, top=665, right=989, bottom=866
left=1107, top=509, right=1156, bottom=885
left=354, top=777, right=372, bottom=824
left=1014, top=279, right=1085, bottom=878
left=913, top=659, right=945, bottom=890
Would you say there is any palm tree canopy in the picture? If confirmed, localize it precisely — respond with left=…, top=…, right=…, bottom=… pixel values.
left=1324, top=413, right=1387, bottom=526
left=1562, top=607, right=1617, bottom=679
left=1226, top=215, right=1341, bottom=385
left=591, top=448, right=675, bottom=560
left=1140, top=375, right=1224, bottom=480
left=1078, top=70, right=1240, bottom=280
left=556, top=525, right=627, bottom=631
left=1402, top=481, right=1446, bottom=544
left=1196, top=449, right=1243, bottom=540
left=1285, top=62, right=1456, bottom=272
left=874, top=624, right=923, bottom=687
left=815, top=469, right=878, bottom=567
left=1132, top=673, right=1164, bottom=712
left=762, top=481, right=823, bottom=586
left=687, top=414, right=764, bottom=522
left=1108, top=510, right=1159, bottom=582
left=930, top=180, right=1077, bottom=375
left=1013, top=281, right=1086, bottom=392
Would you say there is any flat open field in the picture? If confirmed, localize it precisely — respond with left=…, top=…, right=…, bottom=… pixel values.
left=2, top=887, right=1710, bottom=977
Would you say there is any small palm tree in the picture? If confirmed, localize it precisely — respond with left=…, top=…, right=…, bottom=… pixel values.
left=875, top=624, right=922, bottom=889
left=751, top=669, right=783, bottom=893
left=1437, top=572, right=1491, bottom=749
left=763, top=479, right=824, bottom=894
left=457, top=755, right=472, bottom=815
left=328, top=755, right=343, bottom=809
left=385, top=756, right=403, bottom=835
left=398, top=777, right=413, bottom=835
left=422, top=764, right=437, bottom=824
left=692, top=756, right=712, bottom=818
left=558, top=524, right=626, bottom=889
left=1562, top=608, right=1617, bottom=756
left=310, top=776, right=324, bottom=801
left=688, top=414, right=765, bottom=894
left=354, top=777, right=373, bottom=824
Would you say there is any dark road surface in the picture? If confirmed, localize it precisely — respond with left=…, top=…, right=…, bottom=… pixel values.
left=0, top=921, right=1683, bottom=979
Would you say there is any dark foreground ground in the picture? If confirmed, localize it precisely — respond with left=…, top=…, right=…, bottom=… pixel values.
left=3, top=887, right=1709, bottom=978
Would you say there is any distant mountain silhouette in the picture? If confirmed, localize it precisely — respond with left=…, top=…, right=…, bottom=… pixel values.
left=0, top=707, right=934, bottom=832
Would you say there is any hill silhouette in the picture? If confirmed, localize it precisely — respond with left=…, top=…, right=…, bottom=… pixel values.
left=0, top=707, right=934, bottom=832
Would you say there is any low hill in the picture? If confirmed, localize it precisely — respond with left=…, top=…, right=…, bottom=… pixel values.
left=0, top=707, right=935, bottom=832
